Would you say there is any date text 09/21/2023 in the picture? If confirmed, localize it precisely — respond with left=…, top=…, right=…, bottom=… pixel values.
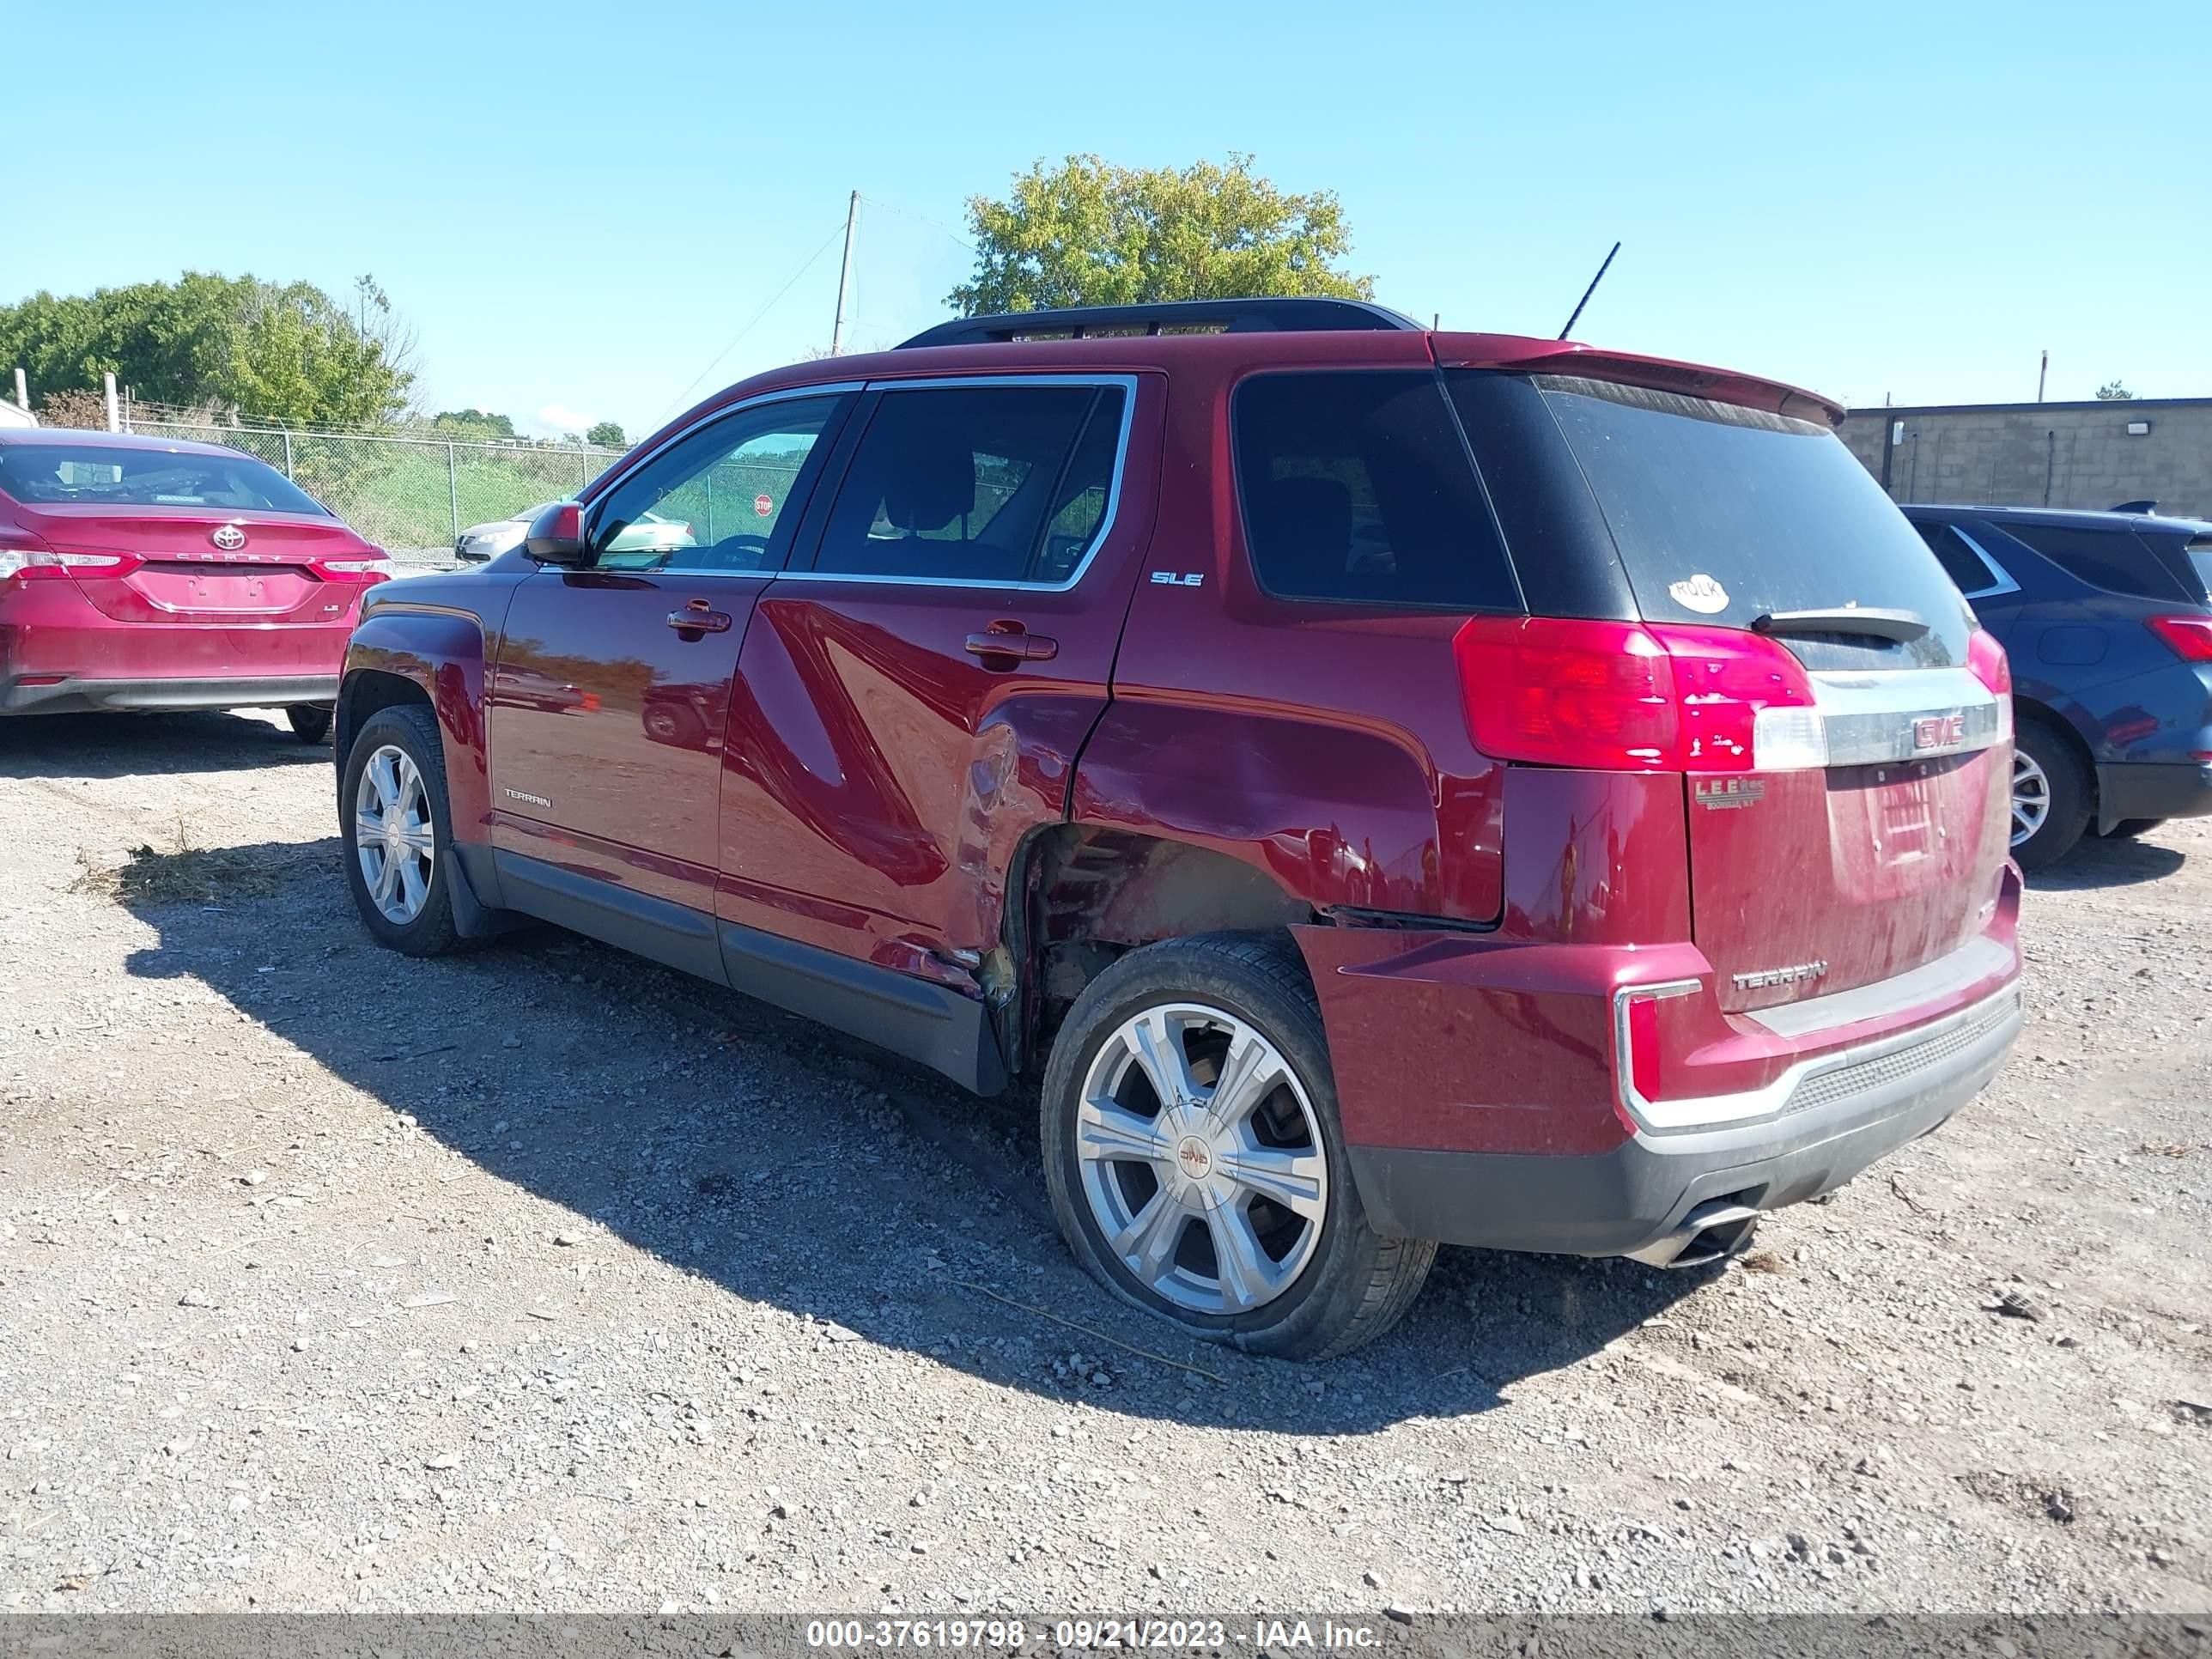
left=803, top=1620, right=1386, bottom=1650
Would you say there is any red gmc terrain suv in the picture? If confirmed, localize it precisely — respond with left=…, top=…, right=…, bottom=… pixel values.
left=1, top=429, right=391, bottom=736
left=336, top=299, right=2024, bottom=1359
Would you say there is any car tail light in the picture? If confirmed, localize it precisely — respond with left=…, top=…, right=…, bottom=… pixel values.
left=324, top=557, right=396, bottom=576
left=0, top=528, right=124, bottom=581
left=1965, top=626, right=2014, bottom=738
left=1452, top=617, right=1822, bottom=774
left=2147, top=615, right=2212, bottom=663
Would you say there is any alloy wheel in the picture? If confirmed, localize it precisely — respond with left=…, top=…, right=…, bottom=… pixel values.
left=354, top=743, right=436, bottom=924
left=1075, top=1001, right=1328, bottom=1316
left=2010, top=750, right=2051, bottom=848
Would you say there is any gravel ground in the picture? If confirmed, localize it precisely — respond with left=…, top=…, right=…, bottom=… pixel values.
left=2, top=708, right=2207, bottom=1616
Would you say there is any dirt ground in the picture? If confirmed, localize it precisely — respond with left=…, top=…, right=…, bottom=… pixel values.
left=2, top=708, right=2207, bottom=1616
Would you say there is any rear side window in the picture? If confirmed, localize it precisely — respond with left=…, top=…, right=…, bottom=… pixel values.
left=2186, top=537, right=2212, bottom=600
left=2003, top=523, right=2193, bottom=603
left=811, top=383, right=1125, bottom=584
left=1522, top=375, right=1969, bottom=666
left=1915, top=521, right=2010, bottom=596
left=1233, top=371, right=1518, bottom=610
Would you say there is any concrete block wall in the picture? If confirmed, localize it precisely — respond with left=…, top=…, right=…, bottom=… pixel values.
left=1838, top=398, right=2212, bottom=519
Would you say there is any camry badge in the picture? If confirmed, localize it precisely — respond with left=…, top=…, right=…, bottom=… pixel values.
left=210, top=525, right=247, bottom=550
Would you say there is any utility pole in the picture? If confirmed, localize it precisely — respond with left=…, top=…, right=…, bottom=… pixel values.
left=2038, top=349, right=2048, bottom=403
left=103, top=372, right=119, bottom=433
left=12, top=367, right=26, bottom=412
left=830, top=191, right=859, bottom=355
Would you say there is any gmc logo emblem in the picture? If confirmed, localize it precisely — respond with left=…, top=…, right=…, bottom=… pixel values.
left=1913, top=714, right=1966, bottom=750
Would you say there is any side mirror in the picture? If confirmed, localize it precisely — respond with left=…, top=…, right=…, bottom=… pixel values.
left=523, top=502, right=592, bottom=567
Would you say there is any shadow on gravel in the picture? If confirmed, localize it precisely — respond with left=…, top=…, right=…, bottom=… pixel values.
left=2027, top=833, right=2186, bottom=892
left=110, top=836, right=1710, bottom=1433
left=0, top=710, right=330, bottom=780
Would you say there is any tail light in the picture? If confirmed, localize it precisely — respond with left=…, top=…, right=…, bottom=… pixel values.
left=2147, top=615, right=2212, bottom=663
left=1966, top=626, right=2014, bottom=738
left=1451, top=617, right=1822, bottom=774
left=0, top=528, right=125, bottom=583
left=323, top=556, right=396, bottom=578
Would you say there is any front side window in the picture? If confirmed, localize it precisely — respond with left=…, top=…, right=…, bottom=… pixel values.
left=591, top=395, right=845, bottom=574
left=1233, top=371, right=1518, bottom=610
left=0, top=441, right=330, bottom=515
left=810, top=383, right=1125, bottom=584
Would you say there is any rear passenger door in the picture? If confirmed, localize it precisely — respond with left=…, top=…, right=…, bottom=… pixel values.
left=718, top=374, right=1157, bottom=972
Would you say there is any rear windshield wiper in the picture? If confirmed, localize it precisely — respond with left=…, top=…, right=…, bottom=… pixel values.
left=1752, top=606, right=1929, bottom=644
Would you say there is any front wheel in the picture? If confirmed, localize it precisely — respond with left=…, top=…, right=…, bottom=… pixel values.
left=1040, top=933, right=1436, bottom=1361
left=340, top=703, right=465, bottom=956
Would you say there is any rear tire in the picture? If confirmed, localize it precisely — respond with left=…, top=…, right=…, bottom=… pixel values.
left=2009, top=720, right=2090, bottom=871
left=287, top=704, right=334, bottom=744
left=1040, top=931, right=1436, bottom=1362
left=339, top=703, right=465, bottom=957
left=2104, top=818, right=2165, bottom=840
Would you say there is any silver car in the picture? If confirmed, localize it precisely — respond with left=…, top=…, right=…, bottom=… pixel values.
left=453, top=502, right=556, bottom=564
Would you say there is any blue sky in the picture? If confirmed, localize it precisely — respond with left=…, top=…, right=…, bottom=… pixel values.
left=8, top=0, right=2207, bottom=438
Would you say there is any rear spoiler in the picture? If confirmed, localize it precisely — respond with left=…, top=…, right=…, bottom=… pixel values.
left=1431, top=334, right=1844, bottom=428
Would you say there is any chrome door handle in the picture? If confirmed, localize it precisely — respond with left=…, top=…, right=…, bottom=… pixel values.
left=963, top=625, right=1057, bottom=662
left=667, top=605, right=732, bottom=634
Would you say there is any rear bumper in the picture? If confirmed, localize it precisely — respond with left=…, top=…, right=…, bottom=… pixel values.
left=1346, top=981, right=2021, bottom=1256
left=0, top=674, right=338, bottom=714
left=2097, top=759, right=2212, bottom=829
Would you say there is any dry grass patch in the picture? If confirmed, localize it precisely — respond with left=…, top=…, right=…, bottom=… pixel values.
left=73, top=820, right=321, bottom=906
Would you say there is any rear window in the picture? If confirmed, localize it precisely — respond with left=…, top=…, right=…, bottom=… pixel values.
left=2187, top=538, right=2212, bottom=600
left=0, top=441, right=331, bottom=515
left=1521, top=376, right=1968, bottom=664
left=1233, top=370, right=1518, bottom=610
left=1999, top=522, right=2191, bottom=603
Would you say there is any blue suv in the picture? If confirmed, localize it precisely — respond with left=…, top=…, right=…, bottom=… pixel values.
left=1904, top=504, right=2212, bottom=867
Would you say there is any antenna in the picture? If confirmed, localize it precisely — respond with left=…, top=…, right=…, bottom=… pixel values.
left=1558, top=241, right=1621, bottom=341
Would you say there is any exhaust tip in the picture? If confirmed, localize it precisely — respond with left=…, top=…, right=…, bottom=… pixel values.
left=1625, top=1198, right=1763, bottom=1269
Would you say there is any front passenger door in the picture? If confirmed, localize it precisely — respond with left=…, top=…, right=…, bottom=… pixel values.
left=489, top=392, right=851, bottom=920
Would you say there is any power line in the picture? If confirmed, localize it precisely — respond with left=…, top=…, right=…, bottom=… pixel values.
left=859, top=194, right=976, bottom=254
left=653, top=221, right=848, bottom=423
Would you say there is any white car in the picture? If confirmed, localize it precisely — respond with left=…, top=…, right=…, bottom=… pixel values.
left=0, top=402, right=37, bottom=430
left=453, top=504, right=693, bottom=563
left=453, top=501, right=556, bottom=564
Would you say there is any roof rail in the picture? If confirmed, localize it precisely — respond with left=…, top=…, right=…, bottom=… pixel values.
left=897, top=297, right=1423, bottom=349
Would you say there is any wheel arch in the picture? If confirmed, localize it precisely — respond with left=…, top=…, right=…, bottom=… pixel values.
left=2012, top=695, right=2100, bottom=817
left=337, top=610, right=495, bottom=848
left=994, top=822, right=1318, bottom=1076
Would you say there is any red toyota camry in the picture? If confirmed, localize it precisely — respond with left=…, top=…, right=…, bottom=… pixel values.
left=0, top=429, right=392, bottom=741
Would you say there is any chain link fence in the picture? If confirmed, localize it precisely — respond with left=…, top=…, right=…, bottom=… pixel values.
left=123, top=417, right=631, bottom=562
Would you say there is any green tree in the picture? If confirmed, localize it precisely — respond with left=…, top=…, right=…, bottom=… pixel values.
left=949, top=154, right=1373, bottom=316
left=432, top=409, right=520, bottom=442
left=0, top=273, right=413, bottom=428
left=2095, top=380, right=2135, bottom=401
left=585, top=420, right=628, bottom=448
